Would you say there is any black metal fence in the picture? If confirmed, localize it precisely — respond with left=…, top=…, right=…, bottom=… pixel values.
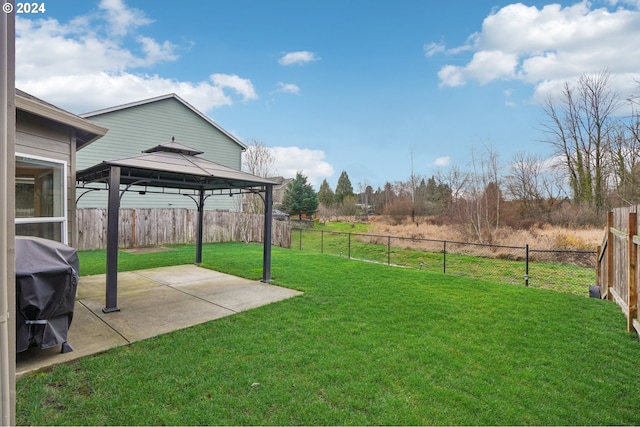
left=290, top=228, right=597, bottom=297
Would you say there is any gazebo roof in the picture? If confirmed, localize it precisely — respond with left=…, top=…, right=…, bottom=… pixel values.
left=75, top=140, right=277, bottom=313
left=76, top=141, right=276, bottom=191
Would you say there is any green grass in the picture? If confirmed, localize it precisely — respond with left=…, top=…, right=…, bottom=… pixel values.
left=292, top=227, right=596, bottom=296
left=77, top=246, right=204, bottom=276
left=16, top=243, right=640, bottom=425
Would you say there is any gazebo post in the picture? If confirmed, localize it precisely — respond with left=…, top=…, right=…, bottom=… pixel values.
left=104, top=165, right=121, bottom=313
left=195, top=188, right=205, bottom=265
left=262, top=185, right=273, bottom=282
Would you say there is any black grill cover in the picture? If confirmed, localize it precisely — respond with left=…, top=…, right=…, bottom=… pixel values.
left=15, top=236, right=79, bottom=352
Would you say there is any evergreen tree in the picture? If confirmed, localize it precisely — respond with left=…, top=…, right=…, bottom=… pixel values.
left=335, top=171, right=354, bottom=203
left=425, top=177, right=438, bottom=201
left=317, top=179, right=335, bottom=207
left=383, top=182, right=395, bottom=204
left=282, top=171, right=319, bottom=219
left=372, top=186, right=385, bottom=214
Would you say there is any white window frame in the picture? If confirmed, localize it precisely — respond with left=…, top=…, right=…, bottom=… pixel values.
left=15, top=152, right=68, bottom=244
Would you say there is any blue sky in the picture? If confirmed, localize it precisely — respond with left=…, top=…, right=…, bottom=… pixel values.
left=14, top=0, right=640, bottom=190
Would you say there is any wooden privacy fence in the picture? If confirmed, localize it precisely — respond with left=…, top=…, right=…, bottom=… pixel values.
left=597, top=206, right=639, bottom=336
left=76, top=208, right=291, bottom=251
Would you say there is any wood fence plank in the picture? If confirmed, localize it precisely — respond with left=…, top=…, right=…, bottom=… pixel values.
left=610, top=227, right=629, bottom=239
left=629, top=212, right=638, bottom=332
left=76, top=208, right=291, bottom=250
left=601, top=206, right=640, bottom=338
left=607, top=211, right=614, bottom=301
left=610, top=288, right=629, bottom=317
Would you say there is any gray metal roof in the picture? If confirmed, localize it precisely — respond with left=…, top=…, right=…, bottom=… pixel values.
left=76, top=141, right=276, bottom=191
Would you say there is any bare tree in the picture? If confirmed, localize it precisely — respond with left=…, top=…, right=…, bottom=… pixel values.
left=609, top=124, right=640, bottom=204
left=357, top=180, right=373, bottom=218
left=436, top=164, right=471, bottom=234
left=242, top=139, right=276, bottom=213
left=608, top=83, right=640, bottom=206
left=409, top=145, right=419, bottom=221
left=465, top=146, right=502, bottom=242
left=243, top=139, right=276, bottom=178
left=505, top=151, right=566, bottom=221
left=436, top=164, right=468, bottom=203
left=506, top=151, right=543, bottom=212
left=541, top=69, right=621, bottom=211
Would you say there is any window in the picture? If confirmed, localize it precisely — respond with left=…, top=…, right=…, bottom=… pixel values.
left=15, top=154, right=67, bottom=243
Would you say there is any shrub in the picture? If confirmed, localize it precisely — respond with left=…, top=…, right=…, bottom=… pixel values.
left=549, top=202, right=606, bottom=228
left=553, top=233, right=595, bottom=251
left=382, top=197, right=412, bottom=225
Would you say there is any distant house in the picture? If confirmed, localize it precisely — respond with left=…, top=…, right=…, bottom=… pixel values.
left=271, top=177, right=294, bottom=209
left=241, top=176, right=293, bottom=213
left=15, top=89, right=107, bottom=246
left=76, top=93, right=246, bottom=211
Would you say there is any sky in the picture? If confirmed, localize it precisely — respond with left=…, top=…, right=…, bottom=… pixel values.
left=12, top=0, right=640, bottom=190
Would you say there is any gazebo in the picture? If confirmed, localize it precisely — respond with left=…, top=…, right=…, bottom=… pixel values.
left=76, top=141, right=277, bottom=313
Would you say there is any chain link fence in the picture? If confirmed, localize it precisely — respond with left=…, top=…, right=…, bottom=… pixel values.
left=291, top=228, right=597, bottom=297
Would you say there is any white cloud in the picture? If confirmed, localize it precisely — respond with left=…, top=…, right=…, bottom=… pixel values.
left=438, top=65, right=465, bottom=88
left=434, top=156, right=451, bottom=167
left=98, top=0, right=152, bottom=37
left=271, top=146, right=334, bottom=186
left=15, top=2, right=256, bottom=114
left=274, top=82, right=300, bottom=95
left=425, top=36, right=474, bottom=58
left=429, top=1, right=640, bottom=101
left=210, top=74, right=257, bottom=101
left=540, top=154, right=566, bottom=170
left=424, top=41, right=446, bottom=57
left=466, top=50, right=519, bottom=84
left=531, top=71, right=640, bottom=107
left=504, top=88, right=517, bottom=107
left=278, top=51, right=319, bottom=66
left=23, top=73, right=238, bottom=114
left=16, top=17, right=139, bottom=76
left=136, top=36, right=178, bottom=66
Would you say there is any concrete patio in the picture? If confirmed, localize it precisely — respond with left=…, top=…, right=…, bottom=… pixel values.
left=16, top=264, right=302, bottom=379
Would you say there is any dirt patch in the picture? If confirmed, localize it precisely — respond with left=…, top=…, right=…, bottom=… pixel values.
left=120, top=246, right=174, bottom=254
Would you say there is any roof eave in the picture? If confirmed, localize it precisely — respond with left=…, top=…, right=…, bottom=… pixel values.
left=16, top=93, right=108, bottom=149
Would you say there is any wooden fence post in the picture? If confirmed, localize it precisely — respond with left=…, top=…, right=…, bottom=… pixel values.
left=596, top=244, right=601, bottom=292
left=607, top=211, right=614, bottom=301
left=131, top=209, right=137, bottom=248
left=628, top=212, right=638, bottom=333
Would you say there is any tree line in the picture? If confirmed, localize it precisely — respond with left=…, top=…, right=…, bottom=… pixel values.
left=244, top=70, right=640, bottom=241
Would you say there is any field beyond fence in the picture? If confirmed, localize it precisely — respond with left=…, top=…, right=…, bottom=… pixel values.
left=291, top=227, right=597, bottom=297
left=75, top=208, right=597, bottom=297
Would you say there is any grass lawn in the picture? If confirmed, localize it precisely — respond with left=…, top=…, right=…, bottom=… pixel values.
left=16, top=242, right=640, bottom=425
left=293, top=226, right=596, bottom=296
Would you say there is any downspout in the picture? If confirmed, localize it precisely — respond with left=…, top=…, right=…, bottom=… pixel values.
left=0, top=4, right=16, bottom=425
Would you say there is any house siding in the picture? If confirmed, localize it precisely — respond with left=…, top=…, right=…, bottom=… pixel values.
left=15, top=110, right=77, bottom=246
left=76, top=97, right=243, bottom=210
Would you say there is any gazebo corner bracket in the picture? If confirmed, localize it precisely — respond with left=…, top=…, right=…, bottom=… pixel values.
left=120, top=179, right=152, bottom=201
